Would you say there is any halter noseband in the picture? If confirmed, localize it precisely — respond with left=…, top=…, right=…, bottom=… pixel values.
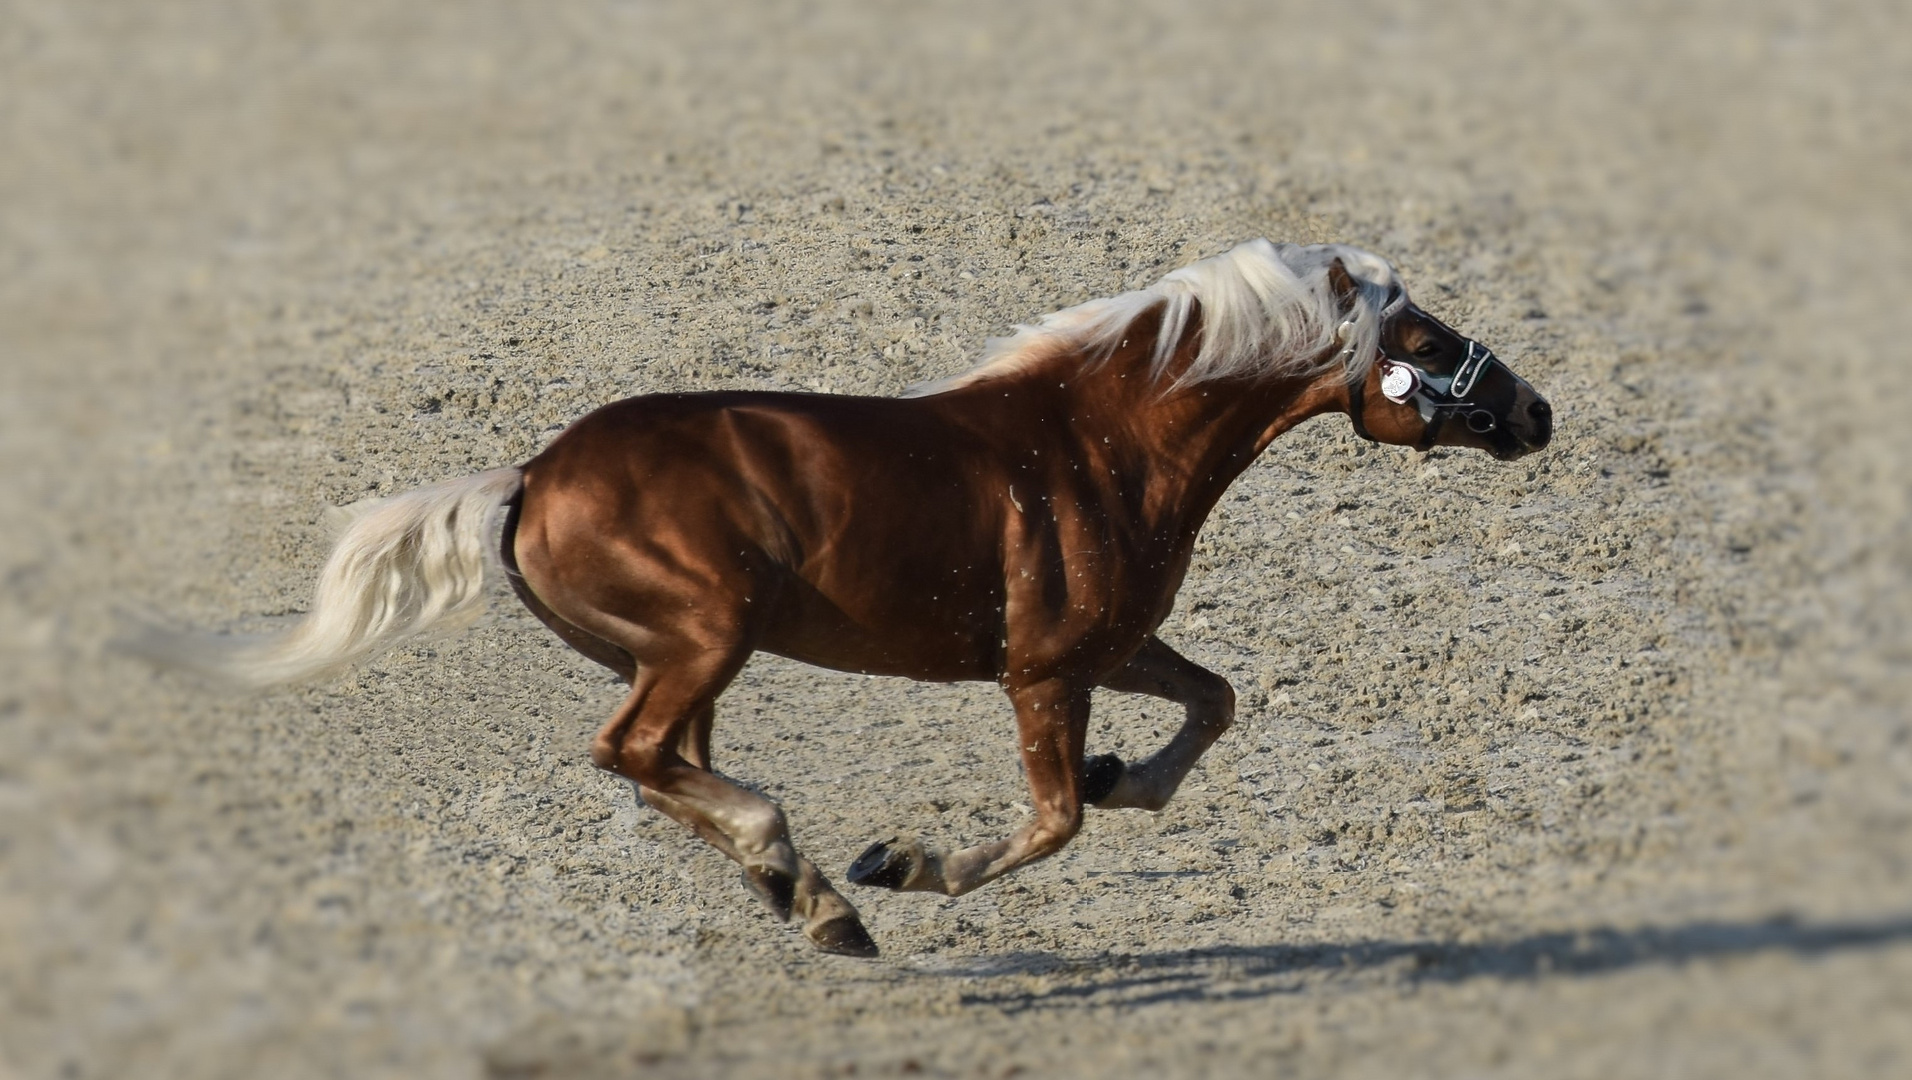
left=1344, top=321, right=1509, bottom=452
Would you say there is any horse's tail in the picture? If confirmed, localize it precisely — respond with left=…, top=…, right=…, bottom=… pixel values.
left=126, top=468, right=524, bottom=688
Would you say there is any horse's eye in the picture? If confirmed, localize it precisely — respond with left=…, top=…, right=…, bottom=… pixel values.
left=1412, top=341, right=1442, bottom=359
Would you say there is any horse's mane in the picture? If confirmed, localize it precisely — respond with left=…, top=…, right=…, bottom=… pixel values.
left=905, top=240, right=1407, bottom=398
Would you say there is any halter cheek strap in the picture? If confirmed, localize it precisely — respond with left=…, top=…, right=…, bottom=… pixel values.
left=1347, top=364, right=1376, bottom=444
left=1341, top=318, right=1380, bottom=445
left=1415, top=399, right=1449, bottom=452
left=1347, top=368, right=1451, bottom=451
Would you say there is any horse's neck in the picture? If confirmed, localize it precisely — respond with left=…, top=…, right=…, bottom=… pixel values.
left=1057, top=326, right=1341, bottom=519
left=938, top=312, right=1343, bottom=531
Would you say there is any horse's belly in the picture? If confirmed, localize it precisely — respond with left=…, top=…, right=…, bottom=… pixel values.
left=758, top=576, right=1004, bottom=683
left=760, top=638, right=997, bottom=683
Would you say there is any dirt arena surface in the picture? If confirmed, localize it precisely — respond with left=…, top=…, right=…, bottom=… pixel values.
left=3, top=2, right=1909, bottom=1077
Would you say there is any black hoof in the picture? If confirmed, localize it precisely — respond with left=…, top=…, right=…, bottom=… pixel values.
left=809, top=916, right=880, bottom=958
left=742, top=866, right=796, bottom=922
left=846, top=838, right=914, bottom=891
left=1082, top=753, right=1125, bottom=805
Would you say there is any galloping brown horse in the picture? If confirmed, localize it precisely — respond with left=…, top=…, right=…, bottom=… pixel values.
left=145, top=241, right=1551, bottom=957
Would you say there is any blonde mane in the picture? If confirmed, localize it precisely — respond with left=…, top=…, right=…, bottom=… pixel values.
left=905, top=240, right=1407, bottom=397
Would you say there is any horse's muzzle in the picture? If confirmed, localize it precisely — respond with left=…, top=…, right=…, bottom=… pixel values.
left=1504, top=379, right=1553, bottom=454
left=1485, top=394, right=1552, bottom=460
left=1518, top=397, right=1553, bottom=450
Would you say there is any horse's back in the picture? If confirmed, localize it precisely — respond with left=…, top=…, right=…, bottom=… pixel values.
left=523, top=389, right=988, bottom=535
left=513, top=389, right=1012, bottom=679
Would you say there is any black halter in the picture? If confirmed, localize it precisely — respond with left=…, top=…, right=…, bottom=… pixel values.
left=1348, top=336, right=1509, bottom=452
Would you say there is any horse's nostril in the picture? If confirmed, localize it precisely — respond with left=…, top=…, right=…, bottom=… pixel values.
left=1523, top=398, right=1554, bottom=449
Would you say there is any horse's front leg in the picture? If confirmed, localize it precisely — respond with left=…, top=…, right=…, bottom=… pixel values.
left=1081, top=635, right=1236, bottom=811
left=847, top=679, right=1089, bottom=897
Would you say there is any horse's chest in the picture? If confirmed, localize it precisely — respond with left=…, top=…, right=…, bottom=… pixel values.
left=999, top=530, right=1185, bottom=655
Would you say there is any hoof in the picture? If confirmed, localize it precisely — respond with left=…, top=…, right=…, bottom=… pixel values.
left=742, top=865, right=797, bottom=922
left=808, top=916, right=880, bottom=958
left=1082, top=753, right=1125, bottom=805
left=846, top=838, right=917, bottom=891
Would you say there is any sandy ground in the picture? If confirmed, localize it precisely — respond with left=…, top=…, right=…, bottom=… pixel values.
left=3, top=1, right=1909, bottom=1077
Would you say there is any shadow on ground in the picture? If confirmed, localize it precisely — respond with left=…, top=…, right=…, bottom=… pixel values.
left=931, top=914, right=1912, bottom=1012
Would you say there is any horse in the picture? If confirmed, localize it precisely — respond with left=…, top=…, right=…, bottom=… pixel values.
left=137, top=240, right=1552, bottom=958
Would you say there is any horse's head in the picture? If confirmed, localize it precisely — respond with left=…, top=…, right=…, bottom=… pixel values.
left=1329, top=264, right=1552, bottom=460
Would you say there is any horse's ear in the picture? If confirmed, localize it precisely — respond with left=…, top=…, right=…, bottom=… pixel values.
left=1327, top=259, right=1359, bottom=305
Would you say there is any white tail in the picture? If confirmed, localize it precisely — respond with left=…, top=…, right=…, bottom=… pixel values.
left=128, top=468, right=524, bottom=688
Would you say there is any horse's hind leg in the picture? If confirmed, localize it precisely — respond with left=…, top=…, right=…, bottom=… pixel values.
left=509, top=575, right=716, bottom=779
left=597, top=654, right=877, bottom=957
left=1082, top=635, right=1236, bottom=811
left=675, top=701, right=714, bottom=771
left=506, top=568, right=638, bottom=683
left=848, top=679, right=1089, bottom=897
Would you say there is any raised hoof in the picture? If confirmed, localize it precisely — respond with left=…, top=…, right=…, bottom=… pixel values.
left=846, top=838, right=917, bottom=891
left=808, top=916, right=880, bottom=958
left=1082, top=753, right=1126, bottom=805
left=742, top=866, right=797, bottom=922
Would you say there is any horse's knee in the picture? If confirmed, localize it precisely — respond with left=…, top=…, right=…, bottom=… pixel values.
left=1194, top=677, right=1236, bottom=730
left=1028, top=807, right=1083, bottom=857
left=589, top=735, right=622, bottom=772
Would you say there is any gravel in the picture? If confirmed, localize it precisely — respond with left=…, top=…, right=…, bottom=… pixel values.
left=2, top=2, right=1907, bottom=1077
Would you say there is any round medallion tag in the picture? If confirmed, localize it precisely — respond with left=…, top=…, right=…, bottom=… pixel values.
left=1379, top=362, right=1419, bottom=403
